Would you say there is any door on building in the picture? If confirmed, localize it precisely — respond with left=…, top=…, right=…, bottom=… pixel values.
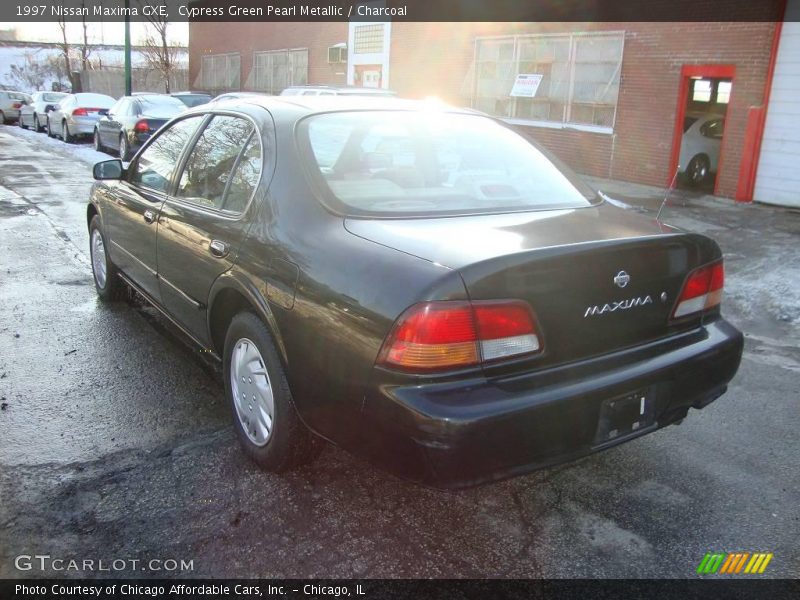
left=670, top=65, right=735, bottom=194
left=754, top=0, right=800, bottom=207
left=354, top=64, right=382, bottom=88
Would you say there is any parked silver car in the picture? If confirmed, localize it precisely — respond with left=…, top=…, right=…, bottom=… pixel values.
left=47, top=92, right=116, bottom=143
left=0, top=90, right=32, bottom=124
left=18, top=91, right=68, bottom=132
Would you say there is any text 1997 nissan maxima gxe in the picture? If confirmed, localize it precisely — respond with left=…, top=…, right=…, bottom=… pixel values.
left=87, top=97, right=743, bottom=488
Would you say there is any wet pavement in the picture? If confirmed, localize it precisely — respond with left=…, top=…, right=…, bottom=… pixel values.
left=0, top=124, right=798, bottom=579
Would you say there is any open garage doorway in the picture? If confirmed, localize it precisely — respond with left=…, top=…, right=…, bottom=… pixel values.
left=669, top=65, right=735, bottom=194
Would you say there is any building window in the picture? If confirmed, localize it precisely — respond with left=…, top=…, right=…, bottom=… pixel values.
left=473, top=32, right=624, bottom=128
left=692, top=79, right=712, bottom=102
left=717, top=81, right=732, bottom=104
left=201, top=53, right=241, bottom=91
left=353, top=24, right=384, bottom=54
left=253, top=49, right=308, bottom=94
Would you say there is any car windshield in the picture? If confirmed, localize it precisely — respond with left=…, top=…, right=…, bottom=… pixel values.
left=300, top=110, right=596, bottom=216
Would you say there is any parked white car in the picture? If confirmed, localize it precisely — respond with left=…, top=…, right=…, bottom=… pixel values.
left=47, top=92, right=116, bottom=143
left=18, top=91, right=68, bottom=132
left=0, top=90, right=32, bottom=124
left=679, top=114, right=725, bottom=186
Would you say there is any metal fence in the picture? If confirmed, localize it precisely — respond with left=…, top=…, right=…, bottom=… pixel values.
left=80, top=68, right=189, bottom=98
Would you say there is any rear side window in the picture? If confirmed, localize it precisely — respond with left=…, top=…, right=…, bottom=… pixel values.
left=300, top=111, right=596, bottom=216
left=176, top=116, right=256, bottom=211
left=223, top=135, right=262, bottom=213
left=130, top=116, right=204, bottom=192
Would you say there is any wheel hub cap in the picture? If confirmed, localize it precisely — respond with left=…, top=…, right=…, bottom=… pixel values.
left=231, top=338, right=274, bottom=446
left=90, top=229, right=107, bottom=288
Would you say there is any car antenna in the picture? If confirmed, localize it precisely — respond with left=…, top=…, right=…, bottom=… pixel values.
left=657, top=166, right=680, bottom=223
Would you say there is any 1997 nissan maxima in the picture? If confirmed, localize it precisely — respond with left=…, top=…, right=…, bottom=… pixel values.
left=87, top=97, right=743, bottom=488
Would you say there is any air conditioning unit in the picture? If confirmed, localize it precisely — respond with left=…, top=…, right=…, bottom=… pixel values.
left=328, top=44, right=347, bottom=64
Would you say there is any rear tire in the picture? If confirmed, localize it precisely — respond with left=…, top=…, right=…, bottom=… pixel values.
left=47, top=118, right=55, bottom=138
left=62, top=121, right=73, bottom=144
left=119, top=134, right=131, bottom=160
left=89, top=215, right=126, bottom=301
left=0, top=111, right=6, bottom=125
left=223, top=312, right=321, bottom=472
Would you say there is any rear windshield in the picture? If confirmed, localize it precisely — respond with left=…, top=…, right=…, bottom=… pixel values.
left=42, top=93, right=66, bottom=102
left=136, top=95, right=187, bottom=114
left=175, top=94, right=211, bottom=107
left=299, top=111, right=596, bottom=217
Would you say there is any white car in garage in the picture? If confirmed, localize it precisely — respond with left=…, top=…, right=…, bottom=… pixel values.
left=679, top=114, right=725, bottom=186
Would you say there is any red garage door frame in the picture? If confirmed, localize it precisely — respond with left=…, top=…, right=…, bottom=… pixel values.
left=667, top=64, right=736, bottom=197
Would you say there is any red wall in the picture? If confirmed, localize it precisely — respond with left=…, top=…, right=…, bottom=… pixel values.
left=189, top=22, right=348, bottom=91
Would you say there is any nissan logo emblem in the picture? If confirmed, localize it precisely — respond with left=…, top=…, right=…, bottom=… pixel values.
left=614, top=271, right=631, bottom=288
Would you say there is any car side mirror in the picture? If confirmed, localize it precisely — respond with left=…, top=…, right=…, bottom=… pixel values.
left=93, top=159, right=124, bottom=180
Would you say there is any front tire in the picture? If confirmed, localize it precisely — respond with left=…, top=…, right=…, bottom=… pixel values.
left=19, top=115, right=27, bottom=129
left=0, top=111, right=6, bottom=125
left=93, top=128, right=103, bottom=152
left=223, top=312, right=320, bottom=472
left=34, top=114, right=42, bottom=132
left=686, top=155, right=710, bottom=187
left=47, top=118, right=55, bottom=138
left=89, top=215, right=125, bottom=301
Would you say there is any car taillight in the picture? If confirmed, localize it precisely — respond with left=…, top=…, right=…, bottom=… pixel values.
left=72, top=108, right=88, bottom=116
left=377, top=300, right=542, bottom=372
left=672, top=260, right=724, bottom=319
left=134, top=119, right=150, bottom=133
left=12, top=102, right=22, bottom=109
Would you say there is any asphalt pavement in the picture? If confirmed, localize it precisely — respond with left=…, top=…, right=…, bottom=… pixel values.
left=0, top=124, right=797, bottom=579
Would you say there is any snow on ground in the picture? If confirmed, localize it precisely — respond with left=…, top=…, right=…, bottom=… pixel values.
left=8, top=121, right=113, bottom=167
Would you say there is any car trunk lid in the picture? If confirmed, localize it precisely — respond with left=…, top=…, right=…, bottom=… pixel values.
left=345, top=203, right=721, bottom=370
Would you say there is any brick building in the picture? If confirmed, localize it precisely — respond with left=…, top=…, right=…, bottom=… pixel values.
left=189, top=2, right=799, bottom=205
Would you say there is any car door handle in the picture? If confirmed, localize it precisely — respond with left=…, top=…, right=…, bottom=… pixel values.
left=209, top=240, right=229, bottom=258
left=143, top=209, right=156, bottom=224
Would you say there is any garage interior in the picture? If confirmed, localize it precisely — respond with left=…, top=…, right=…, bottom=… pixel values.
left=677, top=75, right=733, bottom=192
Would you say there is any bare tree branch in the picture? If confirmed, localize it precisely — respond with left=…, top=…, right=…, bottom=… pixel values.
left=137, top=0, right=176, bottom=93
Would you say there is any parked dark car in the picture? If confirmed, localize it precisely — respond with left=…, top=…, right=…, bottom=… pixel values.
left=171, top=91, right=212, bottom=108
left=87, top=97, right=743, bottom=488
left=94, top=94, right=187, bottom=160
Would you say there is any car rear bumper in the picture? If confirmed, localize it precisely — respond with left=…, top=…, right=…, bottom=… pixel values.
left=3, top=108, right=21, bottom=120
left=360, top=317, right=743, bottom=488
left=68, top=115, right=101, bottom=136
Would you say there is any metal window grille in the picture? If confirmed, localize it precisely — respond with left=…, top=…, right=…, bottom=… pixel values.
left=353, top=24, right=384, bottom=54
left=201, top=53, right=241, bottom=92
left=253, top=49, right=308, bottom=94
left=473, top=32, right=624, bottom=128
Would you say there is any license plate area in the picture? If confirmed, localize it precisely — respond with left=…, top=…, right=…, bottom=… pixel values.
left=593, top=388, right=655, bottom=446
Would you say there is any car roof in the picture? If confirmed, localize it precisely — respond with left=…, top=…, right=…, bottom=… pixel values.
left=218, top=95, right=479, bottom=116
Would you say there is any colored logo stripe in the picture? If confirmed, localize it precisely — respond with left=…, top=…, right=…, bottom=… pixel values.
left=697, top=552, right=773, bottom=574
